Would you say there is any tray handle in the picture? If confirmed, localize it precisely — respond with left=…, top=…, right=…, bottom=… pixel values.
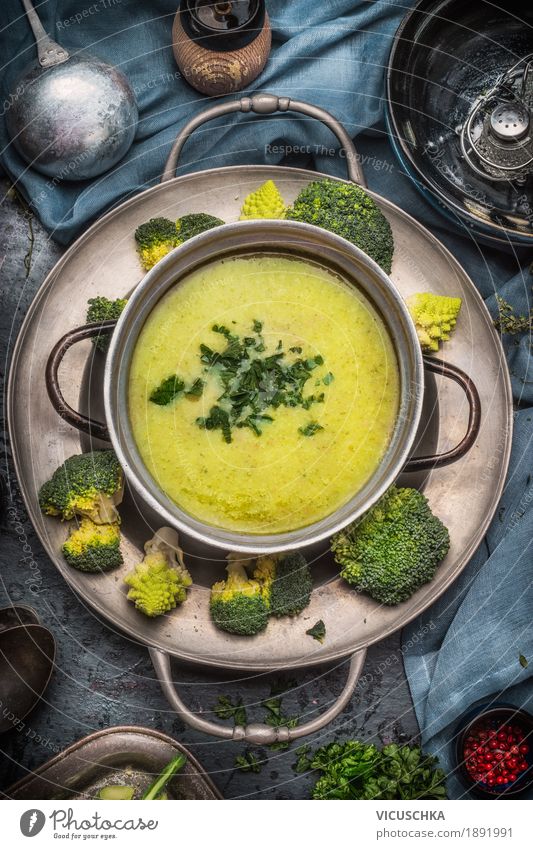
left=45, top=322, right=117, bottom=441
left=161, top=93, right=366, bottom=187
left=150, top=647, right=366, bottom=743
left=404, top=356, right=481, bottom=473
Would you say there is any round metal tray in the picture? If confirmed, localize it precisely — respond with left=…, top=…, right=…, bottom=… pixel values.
left=8, top=95, right=512, bottom=741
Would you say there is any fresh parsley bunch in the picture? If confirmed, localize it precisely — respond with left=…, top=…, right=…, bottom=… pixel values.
left=307, top=740, right=447, bottom=800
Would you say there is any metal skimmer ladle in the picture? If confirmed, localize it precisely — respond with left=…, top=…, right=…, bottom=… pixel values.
left=6, top=0, right=138, bottom=180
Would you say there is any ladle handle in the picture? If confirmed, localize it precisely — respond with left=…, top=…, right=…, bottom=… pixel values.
left=161, top=93, right=366, bottom=186
left=21, top=0, right=69, bottom=67
left=150, top=647, right=366, bottom=743
left=404, top=356, right=481, bottom=472
left=45, top=322, right=115, bottom=442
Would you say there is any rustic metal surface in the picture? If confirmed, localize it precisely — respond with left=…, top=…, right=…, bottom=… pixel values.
left=6, top=726, right=222, bottom=800
left=6, top=164, right=512, bottom=676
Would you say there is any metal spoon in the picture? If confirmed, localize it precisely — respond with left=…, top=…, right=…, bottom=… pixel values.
left=6, top=0, right=138, bottom=180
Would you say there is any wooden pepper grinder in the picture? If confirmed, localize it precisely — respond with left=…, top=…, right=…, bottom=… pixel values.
left=173, top=0, right=271, bottom=96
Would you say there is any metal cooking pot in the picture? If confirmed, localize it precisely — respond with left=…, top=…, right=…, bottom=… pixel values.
left=386, top=0, right=533, bottom=246
left=46, top=207, right=480, bottom=556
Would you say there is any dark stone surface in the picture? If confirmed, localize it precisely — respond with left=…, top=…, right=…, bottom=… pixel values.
left=0, top=179, right=419, bottom=799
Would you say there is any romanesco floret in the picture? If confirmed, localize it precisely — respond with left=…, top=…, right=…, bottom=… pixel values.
left=39, top=450, right=124, bottom=524
left=332, top=486, right=450, bottom=605
left=406, top=293, right=462, bottom=352
left=62, top=518, right=122, bottom=573
left=239, top=180, right=287, bottom=220
left=124, top=528, right=192, bottom=617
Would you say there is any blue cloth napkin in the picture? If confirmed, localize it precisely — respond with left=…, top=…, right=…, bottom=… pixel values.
left=1, top=0, right=532, bottom=798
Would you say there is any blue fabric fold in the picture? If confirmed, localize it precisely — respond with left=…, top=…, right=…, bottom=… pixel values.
left=1, top=0, right=531, bottom=798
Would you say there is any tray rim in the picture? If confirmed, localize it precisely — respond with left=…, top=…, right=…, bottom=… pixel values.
left=5, top=724, right=223, bottom=799
left=7, top=163, right=514, bottom=672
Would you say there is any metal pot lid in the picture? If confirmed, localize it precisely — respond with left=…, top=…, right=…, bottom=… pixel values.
left=386, top=0, right=533, bottom=244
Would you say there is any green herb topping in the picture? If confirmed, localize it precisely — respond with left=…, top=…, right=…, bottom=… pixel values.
left=149, top=321, right=333, bottom=442
left=299, top=421, right=324, bottom=437
left=149, top=375, right=185, bottom=406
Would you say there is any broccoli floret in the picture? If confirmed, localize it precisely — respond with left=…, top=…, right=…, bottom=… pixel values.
left=124, top=527, right=192, bottom=617
left=254, top=552, right=312, bottom=617
left=332, top=486, right=450, bottom=605
left=176, top=213, right=224, bottom=241
left=98, top=785, right=135, bottom=800
left=62, top=518, right=122, bottom=573
left=210, top=558, right=269, bottom=636
left=406, top=293, right=462, bottom=352
left=86, top=295, right=128, bottom=352
left=239, top=180, right=287, bottom=220
left=134, top=217, right=181, bottom=271
left=286, top=178, right=394, bottom=273
left=39, top=450, right=124, bottom=524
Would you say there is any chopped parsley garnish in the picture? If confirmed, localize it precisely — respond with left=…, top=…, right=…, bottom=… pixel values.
left=149, top=375, right=185, bottom=405
left=184, top=377, right=205, bottom=397
left=299, top=421, right=324, bottom=437
left=149, top=321, right=334, bottom=441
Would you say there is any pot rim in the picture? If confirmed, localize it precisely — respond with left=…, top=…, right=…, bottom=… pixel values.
left=104, top=219, right=424, bottom=554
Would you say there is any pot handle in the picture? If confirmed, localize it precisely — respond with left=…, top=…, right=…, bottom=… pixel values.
left=161, top=93, right=366, bottom=187
left=149, top=646, right=366, bottom=743
left=404, top=356, right=481, bottom=473
left=45, top=321, right=117, bottom=441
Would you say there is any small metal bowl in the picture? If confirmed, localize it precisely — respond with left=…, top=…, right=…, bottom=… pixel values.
left=455, top=703, right=533, bottom=797
left=0, top=610, right=55, bottom=734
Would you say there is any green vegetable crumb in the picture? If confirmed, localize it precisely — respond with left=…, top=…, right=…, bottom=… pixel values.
left=306, top=619, right=326, bottom=643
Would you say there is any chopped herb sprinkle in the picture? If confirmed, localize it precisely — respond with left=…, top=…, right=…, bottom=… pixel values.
left=149, top=321, right=333, bottom=442
left=149, top=375, right=185, bottom=405
left=299, top=422, right=324, bottom=437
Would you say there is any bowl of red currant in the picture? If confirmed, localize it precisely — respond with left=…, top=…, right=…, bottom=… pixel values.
left=456, top=705, right=532, bottom=797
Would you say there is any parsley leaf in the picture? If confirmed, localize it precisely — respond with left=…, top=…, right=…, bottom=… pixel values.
left=149, top=375, right=185, bottom=405
left=184, top=377, right=205, bottom=397
left=299, top=421, right=324, bottom=437
left=213, top=695, right=247, bottom=727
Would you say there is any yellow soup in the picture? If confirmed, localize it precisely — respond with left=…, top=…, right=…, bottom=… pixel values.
left=128, top=255, right=400, bottom=534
